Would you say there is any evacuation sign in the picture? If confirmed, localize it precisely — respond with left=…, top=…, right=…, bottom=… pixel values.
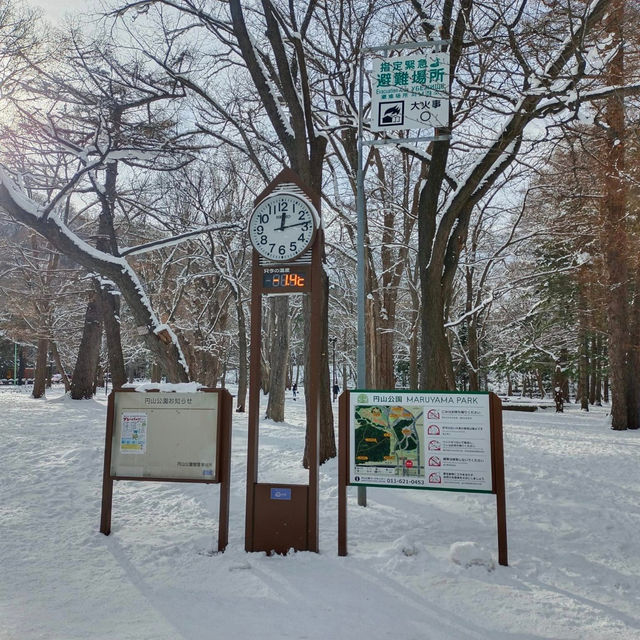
left=370, top=52, right=449, bottom=132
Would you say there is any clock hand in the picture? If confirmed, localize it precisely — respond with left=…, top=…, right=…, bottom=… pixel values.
left=281, top=221, right=310, bottom=230
left=278, top=208, right=287, bottom=231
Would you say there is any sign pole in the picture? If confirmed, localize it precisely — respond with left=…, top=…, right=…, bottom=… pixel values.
left=355, top=41, right=451, bottom=506
left=338, top=390, right=350, bottom=556
left=100, top=391, right=116, bottom=535
left=490, top=393, right=508, bottom=566
left=356, top=53, right=368, bottom=508
left=244, top=252, right=263, bottom=552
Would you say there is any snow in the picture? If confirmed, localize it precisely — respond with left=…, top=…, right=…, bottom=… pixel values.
left=123, top=381, right=204, bottom=393
left=2, top=386, right=640, bottom=639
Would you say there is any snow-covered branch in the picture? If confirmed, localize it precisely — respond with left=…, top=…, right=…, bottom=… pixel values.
left=0, top=166, right=193, bottom=381
left=119, top=222, right=242, bottom=257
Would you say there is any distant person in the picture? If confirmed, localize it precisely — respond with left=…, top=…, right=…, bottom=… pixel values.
left=333, top=383, right=340, bottom=401
left=292, top=383, right=297, bottom=401
left=554, top=387, right=564, bottom=413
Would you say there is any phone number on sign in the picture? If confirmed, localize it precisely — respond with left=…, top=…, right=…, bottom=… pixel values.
left=354, top=476, right=425, bottom=486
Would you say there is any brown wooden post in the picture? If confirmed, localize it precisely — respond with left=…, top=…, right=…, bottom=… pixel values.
left=100, top=390, right=116, bottom=535
left=490, top=392, right=508, bottom=566
left=244, top=252, right=263, bottom=552
left=207, top=388, right=232, bottom=553
left=338, top=390, right=350, bottom=556
left=306, top=230, right=322, bottom=552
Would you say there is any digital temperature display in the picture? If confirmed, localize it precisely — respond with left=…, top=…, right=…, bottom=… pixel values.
left=262, top=268, right=308, bottom=291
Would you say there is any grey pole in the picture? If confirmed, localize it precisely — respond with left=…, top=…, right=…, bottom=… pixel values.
left=355, top=40, right=451, bottom=509
left=356, top=53, right=367, bottom=507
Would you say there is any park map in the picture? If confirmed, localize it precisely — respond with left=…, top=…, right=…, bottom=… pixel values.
left=354, top=405, right=424, bottom=477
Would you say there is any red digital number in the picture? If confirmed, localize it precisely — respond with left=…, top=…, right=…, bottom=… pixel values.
left=282, top=273, right=304, bottom=287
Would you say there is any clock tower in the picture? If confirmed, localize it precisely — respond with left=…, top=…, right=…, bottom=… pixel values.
left=244, top=168, right=323, bottom=553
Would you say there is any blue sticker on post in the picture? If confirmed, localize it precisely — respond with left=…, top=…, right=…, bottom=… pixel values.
left=270, top=487, right=292, bottom=501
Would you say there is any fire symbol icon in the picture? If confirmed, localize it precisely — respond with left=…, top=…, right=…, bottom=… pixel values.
left=378, top=101, right=404, bottom=127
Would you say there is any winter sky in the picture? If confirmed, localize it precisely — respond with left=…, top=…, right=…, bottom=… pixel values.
left=34, top=0, right=96, bottom=23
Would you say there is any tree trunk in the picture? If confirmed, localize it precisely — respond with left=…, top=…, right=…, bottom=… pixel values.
left=594, top=334, right=602, bottom=406
left=535, top=369, right=545, bottom=399
left=600, top=0, right=629, bottom=429
left=70, top=290, right=103, bottom=400
left=265, top=296, right=289, bottom=422
left=50, top=341, right=70, bottom=391
left=304, top=268, right=337, bottom=467
left=235, top=294, right=249, bottom=412
left=376, top=314, right=396, bottom=389
left=99, top=283, right=127, bottom=388
left=365, top=288, right=377, bottom=388
left=419, top=269, right=455, bottom=390
left=559, top=348, right=570, bottom=401
left=579, top=333, right=589, bottom=412
left=32, top=338, right=48, bottom=399
left=589, top=335, right=597, bottom=405
left=17, top=346, right=25, bottom=385
left=408, top=269, right=420, bottom=389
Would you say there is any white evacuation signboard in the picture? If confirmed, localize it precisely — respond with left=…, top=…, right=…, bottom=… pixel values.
left=349, top=390, right=492, bottom=492
left=370, top=52, right=450, bottom=132
left=110, top=392, right=219, bottom=481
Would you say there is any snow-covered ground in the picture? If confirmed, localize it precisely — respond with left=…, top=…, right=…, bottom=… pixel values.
left=2, top=386, right=640, bottom=640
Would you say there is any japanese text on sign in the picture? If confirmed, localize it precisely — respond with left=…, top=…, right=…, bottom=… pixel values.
left=370, top=52, right=450, bottom=132
left=349, top=391, right=492, bottom=492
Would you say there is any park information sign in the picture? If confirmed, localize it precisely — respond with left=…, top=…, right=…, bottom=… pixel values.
left=370, top=52, right=449, bottom=132
left=349, top=390, right=492, bottom=492
left=339, top=390, right=507, bottom=564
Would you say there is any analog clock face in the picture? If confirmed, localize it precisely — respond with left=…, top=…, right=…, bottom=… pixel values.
left=248, top=193, right=317, bottom=262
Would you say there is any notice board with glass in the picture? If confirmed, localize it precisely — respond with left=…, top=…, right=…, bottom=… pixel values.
left=100, top=387, right=232, bottom=553
left=110, top=390, right=220, bottom=482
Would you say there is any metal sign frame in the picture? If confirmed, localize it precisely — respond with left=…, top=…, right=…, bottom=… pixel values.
left=100, top=387, right=233, bottom=553
left=338, top=390, right=508, bottom=566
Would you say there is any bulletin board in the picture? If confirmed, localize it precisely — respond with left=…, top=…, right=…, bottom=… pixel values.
left=110, top=391, right=220, bottom=482
left=100, top=387, right=232, bottom=553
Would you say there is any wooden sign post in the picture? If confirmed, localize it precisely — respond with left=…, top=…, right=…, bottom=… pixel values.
left=100, top=387, right=232, bottom=553
left=244, top=169, right=322, bottom=554
left=338, top=390, right=508, bottom=565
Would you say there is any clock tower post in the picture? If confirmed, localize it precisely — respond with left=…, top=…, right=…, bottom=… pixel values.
left=245, top=168, right=323, bottom=553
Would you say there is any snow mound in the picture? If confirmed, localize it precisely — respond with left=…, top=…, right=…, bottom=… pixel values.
left=449, top=541, right=495, bottom=571
left=390, top=534, right=420, bottom=557
left=124, top=381, right=204, bottom=393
